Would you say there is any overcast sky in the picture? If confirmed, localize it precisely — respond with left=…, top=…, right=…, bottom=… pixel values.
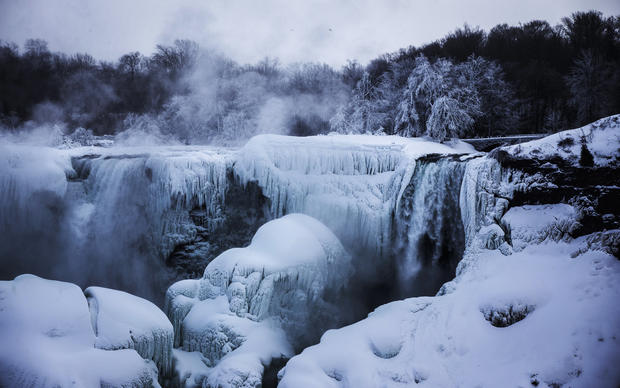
left=1, top=0, right=619, bottom=66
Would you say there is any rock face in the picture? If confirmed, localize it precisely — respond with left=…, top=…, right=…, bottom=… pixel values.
left=0, top=275, right=163, bottom=388
left=165, top=214, right=353, bottom=387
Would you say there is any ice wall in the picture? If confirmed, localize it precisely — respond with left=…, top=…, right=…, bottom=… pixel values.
left=0, top=144, right=234, bottom=301
left=235, top=134, right=471, bottom=258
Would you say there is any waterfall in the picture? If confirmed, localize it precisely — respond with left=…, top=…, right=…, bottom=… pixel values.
left=394, top=156, right=466, bottom=296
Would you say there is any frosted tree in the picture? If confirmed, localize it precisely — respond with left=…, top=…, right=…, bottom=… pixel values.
left=331, top=72, right=389, bottom=134
left=456, top=56, right=514, bottom=136
left=394, top=84, right=420, bottom=137
left=426, top=96, right=474, bottom=142
left=398, top=55, right=454, bottom=134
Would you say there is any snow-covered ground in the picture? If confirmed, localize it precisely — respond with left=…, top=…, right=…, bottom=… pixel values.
left=503, top=114, right=620, bottom=167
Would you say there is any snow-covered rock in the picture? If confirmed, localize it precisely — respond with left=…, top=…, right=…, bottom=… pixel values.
left=279, top=238, right=620, bottom=388
left=0, top=275, right=160, bottom=388
left=165, top=213, right=352, bottom=387
left=85, top=286, right=174, bottom=377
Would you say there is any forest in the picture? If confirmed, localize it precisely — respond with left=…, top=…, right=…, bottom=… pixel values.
left=1, top=10, right=619, bottom=143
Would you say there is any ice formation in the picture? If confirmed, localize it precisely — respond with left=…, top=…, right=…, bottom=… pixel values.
left=73, top=146, right=233, bottom=260
left=235, top=134, right=473, bottom=257
left=394, top=156, right=466, bottom=295
left=0, top=275, right=161, bottom=388
left=1, top=116, right=618, bottom=387
left=165, top=214, right=352, bottom=387
left=85, top=286, right=174, bottom=377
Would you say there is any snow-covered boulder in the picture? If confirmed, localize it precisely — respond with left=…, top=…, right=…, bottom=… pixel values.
left=85, top=286, right=174, bottom=377
left=0, top=275, right=160, bottom=388
left=279, top=239, right=620, bottom=388
left=165, top=213, right=352, bottom=387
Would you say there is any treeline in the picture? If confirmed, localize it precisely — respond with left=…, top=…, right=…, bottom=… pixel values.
left=0, top=10, right=619, bottom=142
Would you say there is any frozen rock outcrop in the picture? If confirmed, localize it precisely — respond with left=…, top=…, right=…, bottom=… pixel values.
left=0, top=275, right=160, bottom=388
left=165, top=214, right=352, bottom=387
left=85, top=286, right=174, bottom=378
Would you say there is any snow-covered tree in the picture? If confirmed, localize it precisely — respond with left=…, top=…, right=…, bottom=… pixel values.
left=394, top=83, right=420, bottom=137
left=426, top=96, right=474, bottom=142
left=456, top=56, right=515, bottom=136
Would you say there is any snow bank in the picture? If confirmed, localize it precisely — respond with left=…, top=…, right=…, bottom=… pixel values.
left=165, top=214, right=352, bottom=387
left=0, top=275, right=160, bottom=388
left=235, top=134, right=473, bottom=255
left=503, top=114, right=620, bottom=166
left=85, top=286, right=174, bottom=377
left=279, top=238, right=620, bottom=388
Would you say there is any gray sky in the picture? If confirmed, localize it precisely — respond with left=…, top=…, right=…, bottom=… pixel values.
left=1, top=0, right=619, bottom=66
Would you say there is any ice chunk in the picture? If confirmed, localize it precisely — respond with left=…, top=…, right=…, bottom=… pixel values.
left=0, top=275, right=159, bottom=388
left=85, top=286, right=174, bottom=377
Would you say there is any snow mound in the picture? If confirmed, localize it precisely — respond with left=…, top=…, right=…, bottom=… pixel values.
left=0, top=275, right=160, bottom=388
left=235, top=134, right=473, bottom=255
left=85, top=286, right=174, bottom=377
left=503, top=114, right=620, bottom=166
left=165, top=214, right=352, bottom=387
left=279, top=240, right=620, bottom=388
left=502, top=204, right=579, bottom=250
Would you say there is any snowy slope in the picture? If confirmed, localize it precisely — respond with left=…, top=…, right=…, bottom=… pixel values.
left=279, top=236, right=620, bottom=388
left=502, top=114, right=620, bottom=167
